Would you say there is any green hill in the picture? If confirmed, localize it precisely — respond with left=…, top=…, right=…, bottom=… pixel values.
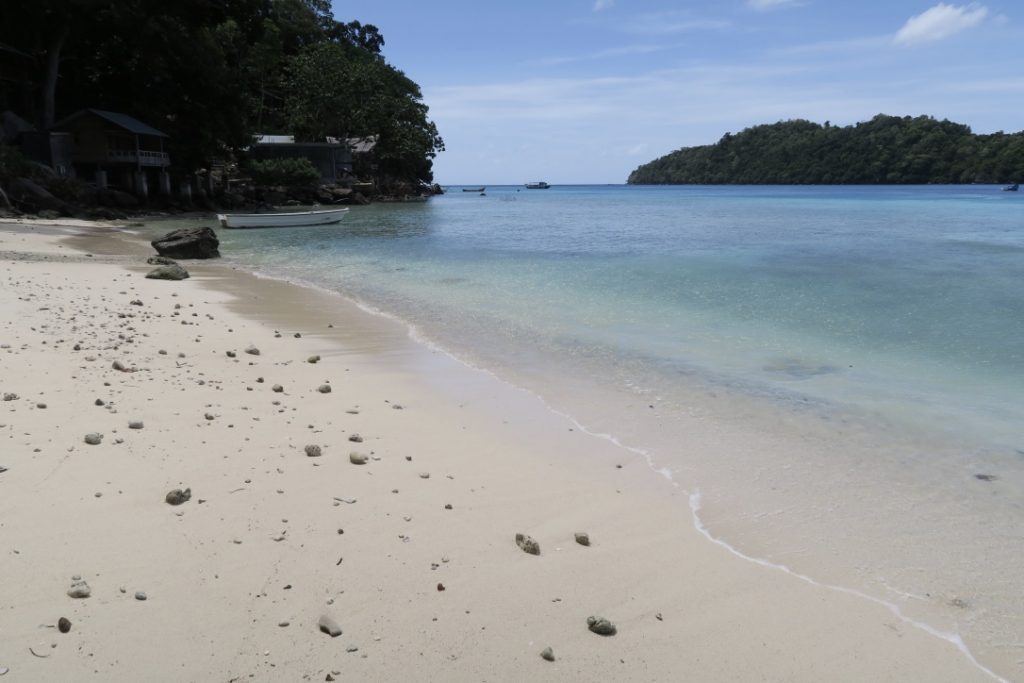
left=627, top=115, right=1024, bottom=185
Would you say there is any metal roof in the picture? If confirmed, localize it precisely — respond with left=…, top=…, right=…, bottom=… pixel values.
left=53, top=108, right=168, bottom=137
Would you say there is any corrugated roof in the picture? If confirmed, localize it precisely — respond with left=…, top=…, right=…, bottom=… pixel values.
left=53, top=108, right=168, bottom=137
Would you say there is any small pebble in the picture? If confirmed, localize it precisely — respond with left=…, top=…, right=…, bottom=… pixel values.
left=84, top=433, right=103, bottom=445
left=318, top=384, right=332, bottom=394
left=349, top=452, right=368, bottom=465
left=540, top=646, right=555, bottom=662
left=58, top=617, right=71, bottom=634
left=587, top=616, right=617, bottom=636
left=516, top=533, right=540, bottom=555
left=244, top=345, right=260, bottom=356
left=575, top=532, right=590, bottom=547
left=135, top=591, right=147, bottom=601
left=318, top=614, right=342, bottom=638
left=128, top=421, right=144, bottom=430
left=305, top=444, right=322, bottom=457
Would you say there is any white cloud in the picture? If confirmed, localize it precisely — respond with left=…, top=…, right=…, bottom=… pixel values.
left=894, top=3, right=988, bottom=45
left=593, top=0, right=614, bottom=10
left=748, top=0, right=801, bottom=10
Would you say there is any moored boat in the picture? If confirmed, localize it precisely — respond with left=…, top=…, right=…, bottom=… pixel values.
left=1003, top=183, right=1019, bottom=191
left=217, top=208, right=350, bottom=229
left=462, top=187, right=486, bottom=192
left=525, top=181, right=550, bottom=189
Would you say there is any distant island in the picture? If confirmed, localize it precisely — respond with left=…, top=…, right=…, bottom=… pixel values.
left=627, top=115, right=1024, bottom=185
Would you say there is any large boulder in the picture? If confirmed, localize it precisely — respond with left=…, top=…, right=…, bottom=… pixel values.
left=151, top=226, right=220, bottom=259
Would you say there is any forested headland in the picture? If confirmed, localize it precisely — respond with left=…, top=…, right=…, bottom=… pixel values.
left=627, top=115, right=1024, bottom=185
left=0, top=0, right=443, bottom=204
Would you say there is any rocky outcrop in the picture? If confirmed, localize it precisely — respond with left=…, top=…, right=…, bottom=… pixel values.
left=151, top=226, right=220, bottom=260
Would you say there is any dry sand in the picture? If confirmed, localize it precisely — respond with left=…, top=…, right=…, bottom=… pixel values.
left=0, top=220, right=1002, bottom=681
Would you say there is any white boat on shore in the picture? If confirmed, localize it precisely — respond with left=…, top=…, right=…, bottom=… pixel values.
left=217, top=208, right=350, bottom=229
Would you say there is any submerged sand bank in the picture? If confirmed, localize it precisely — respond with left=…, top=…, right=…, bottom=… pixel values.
left=0, top=221, right=1000, bottom=681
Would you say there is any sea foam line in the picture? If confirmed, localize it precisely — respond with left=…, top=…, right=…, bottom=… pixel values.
left=688, top=490, right=1008, bottom=683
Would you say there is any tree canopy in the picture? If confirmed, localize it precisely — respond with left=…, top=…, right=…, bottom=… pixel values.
left=0, top=0, right=443, bottom=186
left=627, top=115, right=1024, bottom=185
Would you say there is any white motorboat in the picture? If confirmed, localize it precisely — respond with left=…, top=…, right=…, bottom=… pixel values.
left=217, top=207, right=350, bottom=229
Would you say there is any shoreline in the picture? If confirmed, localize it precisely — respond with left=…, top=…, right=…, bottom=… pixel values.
left=0, top=218, right=1007, bottom=681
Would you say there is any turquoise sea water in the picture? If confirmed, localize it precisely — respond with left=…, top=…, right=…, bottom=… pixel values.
left=144, top=185, right=1024, bottom=676
left=214, top=184, right=1024, bottom=450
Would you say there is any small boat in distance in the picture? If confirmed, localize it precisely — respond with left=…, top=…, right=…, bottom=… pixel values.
left=217, top=208, right=350, bottom=229
left=1003, top=183, right=1019, bottom=191
left=462, top=187, right=486, bottom=192
left=525, top=181, right=550, bottom=189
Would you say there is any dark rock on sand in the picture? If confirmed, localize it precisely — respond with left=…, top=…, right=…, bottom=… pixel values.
left=128, top=421, right=144, bottom=430
left=151, top=226, right=220, bottom=260
left=587, top=616, right=617, bottom=636
left=58, top=617, right=71, bottom=633
left=145, top=264, right=190, bottom=281
left=318, top=384, right=332, bottom=394
left=540, top=646, right=555, bottom=662
left=318, top=614, right=343, bottom=637
left=575, top=532, right=590, bottom=547
left=305, top=444, right=322, bottom=457
left=146, top=255, right=178, bottom=266
left=244, top=345, right=260, bottom=356
left=165, top=488, right=192, bottom=505
left=515, top=533, right=540, bottom=556
left=84, top=433, right=103, bottom=445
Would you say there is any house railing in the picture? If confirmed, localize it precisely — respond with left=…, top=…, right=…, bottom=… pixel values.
left=106, top=150, right=170, bottom=166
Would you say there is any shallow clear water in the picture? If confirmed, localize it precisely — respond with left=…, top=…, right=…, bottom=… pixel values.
left=210, top=185, right=1024, bottom=450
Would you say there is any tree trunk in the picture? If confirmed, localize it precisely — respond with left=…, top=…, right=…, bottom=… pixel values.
left=42, top=23, right=71, bottom=129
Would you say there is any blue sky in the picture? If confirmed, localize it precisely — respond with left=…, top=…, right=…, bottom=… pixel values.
left=334, top=1, right=1022, bottom=184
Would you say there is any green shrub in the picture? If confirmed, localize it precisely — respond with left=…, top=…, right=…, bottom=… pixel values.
left=247, top=157, right=320, bottom=186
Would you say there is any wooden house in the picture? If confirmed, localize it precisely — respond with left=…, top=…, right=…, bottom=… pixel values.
left=52, top=108, right=172, bottom=197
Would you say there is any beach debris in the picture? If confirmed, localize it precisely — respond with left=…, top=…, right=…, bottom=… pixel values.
left=587, top=616, right=617, bottom=636
left=165, top=488, right=192, bottom=505
left=308, top=355, right=320, bottom=364
left=128, top=420, right=144, bottom=429
left=57, top=617, right=71, bottom=633
left=305, top=444, right=322, bottom=458
left=0, top=665, right=8, bottom=674
left=146, top=255, right=177, bottom=266
left=2, top=393, right=18, bottom=401
left=150, top=226, right=220, bottom=260
left=540, top=647, right=555, bottom=662
left=0, top=466, right=7, bottom=474
left=349, top=452, right=368, bottom=465
left=348, top=433, right=363, bottom=443
left=28, top=648, right=49, bottom=658
left=244, top=345, right=260, bottom=356
left=655, top=613, right=663, bottom=621
left=226, top=350, right=237, bottom=359
left=67, top=579, right=92, bottom=599
left=272, top=384, right=284, bottom=393
left=334, top=497, right=357, bottom=504
left=974, top=473, right=998, bottom=482
left=294, top=332, right=302, bottom=338
left=575, top=532, right=591, bottom=547
left=112, top=360, right=131, bottom=372
left=437, top=583, right=446, bottom=592
left=318, top=614, right=343, bottom=638
left=444, top=503, right=453, bottom=510
left=145, top=264, right=190, bottom=281
left=515, top=533, right=540, bottom=556
left=135, top=591, right=147, bottom=601
left=84, top=432, right=103, bottom=445
left=95, top=398, right=105, bottom=406
left=419, top=472, right=430, bottom=479
left=318, top=384, right=332, bottom=394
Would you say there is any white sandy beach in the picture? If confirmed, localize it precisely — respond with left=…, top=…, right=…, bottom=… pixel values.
left=0, top=220, right=1002, bottom=682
